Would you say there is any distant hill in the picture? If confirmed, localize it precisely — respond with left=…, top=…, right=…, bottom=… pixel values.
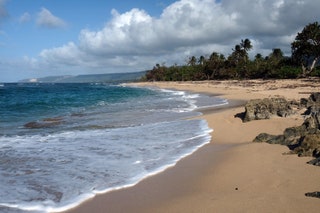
left=20, top=71, right=146, bottom=83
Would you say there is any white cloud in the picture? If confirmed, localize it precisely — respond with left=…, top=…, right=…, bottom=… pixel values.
left=40, top=42, right=87, bottom=67
left=38, top=0, right=320, bottom=75
left=78, top=8, right=154, bottom=56
left=36, top=7, right=67, bottom=28
left=19, top=12, right=31, bottom=23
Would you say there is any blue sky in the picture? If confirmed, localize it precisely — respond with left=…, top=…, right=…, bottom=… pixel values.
left=1, top=1, right=175, bottom=57
left=0, top=0, right=319, bottom=82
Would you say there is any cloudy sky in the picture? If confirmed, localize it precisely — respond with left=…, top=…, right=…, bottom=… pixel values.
left=0, top=0, right=319, bottom=82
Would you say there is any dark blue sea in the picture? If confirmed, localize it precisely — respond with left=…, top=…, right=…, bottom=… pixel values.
left=0, top=83, right=227, bottom=212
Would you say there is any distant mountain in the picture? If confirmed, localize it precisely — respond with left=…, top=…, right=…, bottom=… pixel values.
left=20, top=71, right=146, bottom=83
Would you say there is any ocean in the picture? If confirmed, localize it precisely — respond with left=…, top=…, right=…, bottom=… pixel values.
left=0, top=83, right=227, bottom=213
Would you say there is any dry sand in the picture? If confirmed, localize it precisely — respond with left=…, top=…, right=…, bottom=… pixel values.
left=64, top=79, right=320, bottom=213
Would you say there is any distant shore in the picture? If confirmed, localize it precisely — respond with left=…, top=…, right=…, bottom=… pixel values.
left=64, top=79, right=320, bottom=213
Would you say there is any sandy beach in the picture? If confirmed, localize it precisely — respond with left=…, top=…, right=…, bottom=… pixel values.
left=64, top=79, right=320, bottom=213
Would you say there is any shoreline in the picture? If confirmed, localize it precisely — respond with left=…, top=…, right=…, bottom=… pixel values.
left=64, top=79, right=320, bottom=213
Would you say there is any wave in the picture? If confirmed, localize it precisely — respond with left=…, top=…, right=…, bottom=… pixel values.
left=0, top=84, right=227, bottom=213
left=0, top=119, right=213, bottom=213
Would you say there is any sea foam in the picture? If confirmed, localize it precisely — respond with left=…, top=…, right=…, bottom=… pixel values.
left=0, top=83, right=226, bottom=212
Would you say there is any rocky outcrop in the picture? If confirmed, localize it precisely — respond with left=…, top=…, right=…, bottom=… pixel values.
left=24, top=117, right=64, bottom=129
left=253, top=93, right=320, bottom=166
left=307, top=158, right=320, bottom=166
left=251, top=93, right=320, bottom=199
left=305, top=191, right=320, bottom=199
left=243, top=97, right=294, bottom=122
left=293, top=134, right=320, bottom=157
left=301, top=92, right=320, bottom=108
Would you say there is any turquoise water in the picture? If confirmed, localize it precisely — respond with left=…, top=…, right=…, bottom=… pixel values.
left=0, top=83, right=227, bottom=212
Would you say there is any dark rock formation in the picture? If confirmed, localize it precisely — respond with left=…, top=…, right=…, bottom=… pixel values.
left=254, top=113, right=320, bottom=158
left=307, top=157, right=320, bottom=166
left=253, top=93, right=320, bottom=166
left=243, top=97, right=293, bottom=122
left=293, top=134, right=320, bottom=157
left=305, top=191, right=320, bottom=199
left=251, top=93, right=320, bottom=198
left=24, top=117, right=63, bottom=129
left=254, top=133, right=285, bottom=145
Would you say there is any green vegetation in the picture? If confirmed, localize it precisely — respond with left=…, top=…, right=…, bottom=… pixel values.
left=292, top=22, right=320, bottom=77
left=142, top=22, right=320, bottom=81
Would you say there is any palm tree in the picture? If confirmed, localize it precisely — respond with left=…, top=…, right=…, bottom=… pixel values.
left=270, top=48, right=283, bottom=60
left=241, top=38, right=253, bottom=52
left=254, top=53, right=263, bottom=61
left=268, top=48, right=284, bottom=68
left=228, top=39, right=253, bottom=78
left=199, top=55, right=206, bottom=66
left=188, top=56, right=197, bottom=66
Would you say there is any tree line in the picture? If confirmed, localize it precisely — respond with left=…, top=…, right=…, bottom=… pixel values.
left=142, top=22, right=320, bottom=81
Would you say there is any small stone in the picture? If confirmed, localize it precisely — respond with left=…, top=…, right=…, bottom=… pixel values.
left=305, top=191, right=320, bottom=199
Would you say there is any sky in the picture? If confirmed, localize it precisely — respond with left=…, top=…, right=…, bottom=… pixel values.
left=0, top=0, right=319, bottom=82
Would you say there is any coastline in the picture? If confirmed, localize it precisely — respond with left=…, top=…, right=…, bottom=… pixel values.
left=64, top=79, right=320, bottom=213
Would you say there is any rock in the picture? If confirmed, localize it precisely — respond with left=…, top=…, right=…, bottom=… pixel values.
left=254, top=115, right=320, bottom=158
left=303, top=108, right=320, bottom=130
left=252, top=93, right=320, bottom=166
left=253, top=133, right=285, bottom=145
left=307, top=157, right=320, bottom=166
left=309, top=92, right=320, bottom=103
left=300, top=98, right=309, bottom=108
left=253, top=126, right=308, bottom=146
left=243, top=97, right=293, bottom=122
left=282, top=126, right=308, bottom=146
left=305, top=191, right=320, bottom=199
left=293, top=134, right=320, bottom=157
left=313, top=148, right=320, bottom=158
left=24, top=117, right=63, bottom=129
